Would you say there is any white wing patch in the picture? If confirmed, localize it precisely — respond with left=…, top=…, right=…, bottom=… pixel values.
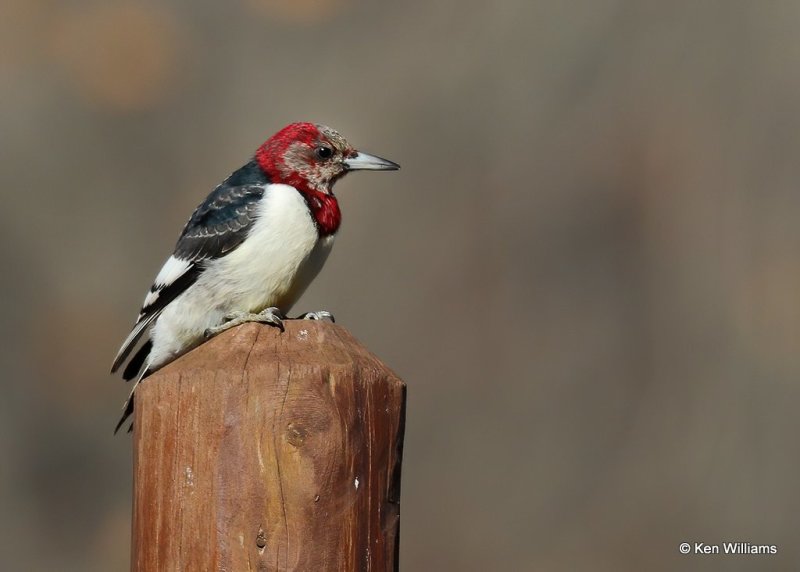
left=154, top=256, right=192, bottom=288
left=143, top=289, right=160, bottom=308
left=138, top=255, right=193, bottom=313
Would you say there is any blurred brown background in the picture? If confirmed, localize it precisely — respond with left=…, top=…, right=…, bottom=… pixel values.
left=2, top=0, right=800, bottom=570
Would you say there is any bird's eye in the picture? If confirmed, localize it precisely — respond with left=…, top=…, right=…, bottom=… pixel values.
left=315, top=146, right=334, bottom=160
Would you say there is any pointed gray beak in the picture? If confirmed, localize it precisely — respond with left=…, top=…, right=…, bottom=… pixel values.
left=344, top=151, right=400, bottom=171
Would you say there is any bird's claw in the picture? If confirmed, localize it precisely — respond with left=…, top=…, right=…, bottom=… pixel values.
left=204, top=307, right=285, bottom=338
left=295, top=310, right=335, bottom=322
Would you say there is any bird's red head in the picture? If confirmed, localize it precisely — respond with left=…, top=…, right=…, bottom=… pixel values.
left=255, top=122, right=400, bottom=195
left=255, top=122, right=353, bottom=196
left=254, top=122, right=400, bottom=235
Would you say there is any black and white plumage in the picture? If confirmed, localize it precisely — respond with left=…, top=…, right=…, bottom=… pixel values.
left=110, top=161, right=266, bottom=378
left=111, top=123, right=399, bottom=433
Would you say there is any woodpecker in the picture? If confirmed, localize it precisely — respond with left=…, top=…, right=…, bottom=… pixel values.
left=110, top=122, right=399, bottom=433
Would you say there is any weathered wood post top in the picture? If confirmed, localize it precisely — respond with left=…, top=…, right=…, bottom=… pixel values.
left=131, top=320, right=406, bottom=572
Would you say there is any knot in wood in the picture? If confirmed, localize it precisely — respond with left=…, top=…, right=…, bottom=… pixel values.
left=256, top=527, right=267, bottom=550
left=286, top=422, right=307, bottom=447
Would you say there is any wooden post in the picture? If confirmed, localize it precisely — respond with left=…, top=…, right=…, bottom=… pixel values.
left=131, top=321, right=406, bottom=572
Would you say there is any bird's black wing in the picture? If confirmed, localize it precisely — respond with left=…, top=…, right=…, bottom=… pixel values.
left=110, top=161, right=269, bottom=374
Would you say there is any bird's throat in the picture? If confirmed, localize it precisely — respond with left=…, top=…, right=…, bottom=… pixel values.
left=300, top=187, right=341, bottom=236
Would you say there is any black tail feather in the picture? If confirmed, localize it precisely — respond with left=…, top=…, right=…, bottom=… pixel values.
left=114, top=393, right=135, bottom=435
left=114, top=340, right=152, bottom=434
left=123, top=340, right=152, bottom=381
left=114, top=366, right=152, bottom=435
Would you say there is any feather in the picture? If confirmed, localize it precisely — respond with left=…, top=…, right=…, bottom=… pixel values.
left=114, top=367, right=149, bottom=434
left=123, top=339, right=152, bottom=381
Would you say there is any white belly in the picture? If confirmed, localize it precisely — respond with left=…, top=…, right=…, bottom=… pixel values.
left=148, top=183, right=335, bottom=368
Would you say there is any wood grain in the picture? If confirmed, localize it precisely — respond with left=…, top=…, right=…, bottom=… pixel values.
left=131, top=321, right=406, bottom=572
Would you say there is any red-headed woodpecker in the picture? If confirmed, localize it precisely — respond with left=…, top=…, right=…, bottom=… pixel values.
left=110, top=123, right=399, bottom=432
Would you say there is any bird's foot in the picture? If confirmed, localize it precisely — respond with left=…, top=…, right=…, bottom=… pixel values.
left=294, top=310, right=335, bottom=323
left=204, top=307, right=285, bottom=338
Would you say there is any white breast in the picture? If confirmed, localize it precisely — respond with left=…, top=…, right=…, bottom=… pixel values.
left=148, top=183, right=335, bottom=368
